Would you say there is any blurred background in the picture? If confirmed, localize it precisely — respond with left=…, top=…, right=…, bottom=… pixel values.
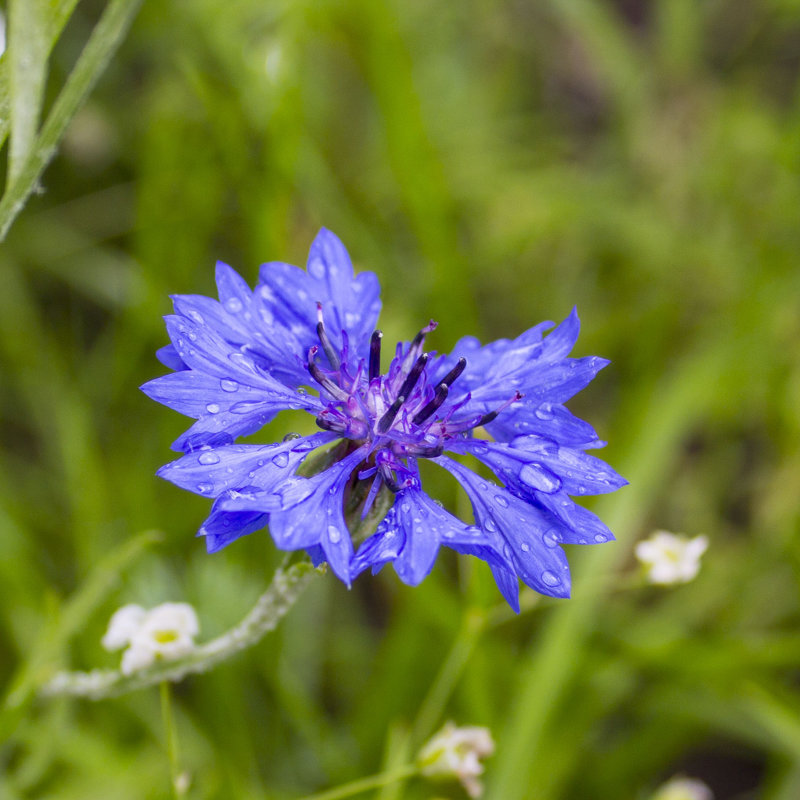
left=0, top=1, right=799, bottom=798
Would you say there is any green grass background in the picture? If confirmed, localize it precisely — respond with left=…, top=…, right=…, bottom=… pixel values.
left=1, top=1, right=799, bottom=798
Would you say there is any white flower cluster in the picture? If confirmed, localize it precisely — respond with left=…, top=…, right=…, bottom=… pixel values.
left=102, top=603, right=199, bottom=675
left=418, top=722, right=495, bottom=798
left=652, top=775, right=714, bottom=800
left=635, top=530, right=709, bottom=585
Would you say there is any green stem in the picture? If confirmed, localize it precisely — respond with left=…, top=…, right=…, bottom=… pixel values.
left=298, top=764, right=419, bottom=800
left=160, top=681, right=183, bottom=799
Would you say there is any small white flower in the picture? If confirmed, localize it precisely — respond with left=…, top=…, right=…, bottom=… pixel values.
left=418, top=722, right=495, bottom=798
left=102, top=604, right=146, bottom=651
left=103, top=602, right=199, bottom=676
left=652, top=775, right=714, bottom=800
left=635, top=530, right=709, bottom=585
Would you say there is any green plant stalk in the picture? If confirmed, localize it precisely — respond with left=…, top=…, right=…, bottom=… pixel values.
left=0, top=0, right=143, bottom=240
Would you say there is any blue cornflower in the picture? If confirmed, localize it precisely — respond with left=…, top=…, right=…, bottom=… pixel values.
left=142, top=229, right=625, bottom=610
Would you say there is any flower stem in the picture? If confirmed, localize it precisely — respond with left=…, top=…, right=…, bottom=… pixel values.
left=160, top=681, right=183, bottom=799
left=298, top=764, right=419, bottom=800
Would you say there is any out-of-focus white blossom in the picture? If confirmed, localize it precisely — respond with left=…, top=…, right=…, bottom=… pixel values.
left=418, top=722, right=495, bottom=798
left=103, top=602, right=199, bottom=675
left=102, top=604, right=146, bottom=651
left=635, top=530, right=709, bottom=585
left=651, top=775, right=714, bottom=800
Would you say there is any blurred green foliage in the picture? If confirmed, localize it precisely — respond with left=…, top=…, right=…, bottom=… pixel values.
left=1, top=1, right=799, bottom=798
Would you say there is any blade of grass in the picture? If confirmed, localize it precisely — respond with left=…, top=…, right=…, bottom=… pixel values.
left=0, top=0, right=143, bottom=240
left=0, top=0, right=81, bottom=149
left=7, top=0, right=48, bottom=183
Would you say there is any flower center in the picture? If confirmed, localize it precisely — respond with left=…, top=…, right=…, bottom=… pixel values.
left=306, top=306, right=521, bottom=494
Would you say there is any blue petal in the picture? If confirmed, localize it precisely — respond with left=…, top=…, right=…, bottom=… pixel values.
left=263, top=447, right=368, bottom=583
left=258, top=229, right=381, bottom=362
left=156, top=344, right=186, bottom=371
left=535, top=491, right=617, bottom=545
left=487, top=402, right=601, bottom=448
left=510, top=434, right=627, bottom=495
left=200, top=499, right=269, bottom=553
left=449, top=438, right=625, bottom=499
left=351, top=507, right=406, bottom=578
left=435, top=456, right=572, bottom=599
left=156, top=431, right=336, bottom=498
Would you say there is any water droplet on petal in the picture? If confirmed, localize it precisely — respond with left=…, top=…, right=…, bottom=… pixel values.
left=297, top=388, right=308, bottom=396
left=494, top=495, right=509, bottom=508
left=534, top=404, right=554, bottom=421
left=196, top=482, right=214, bottom=494
left=520, top=542, right=530, bottom=552
left=271, top=453, right=290, bottom=468
left=283, top=432, right=302, bottom=442
left=225, top=297, right=243, bottom=313
left=594, top=533, right=608, bottom=543
left=541, top=570, right=560, bottom=587
left=308, top=259, right=325, bottom=279
left=187, top=310, right=204, bottom=324
left=198, top=452, right=220, bottom=465
left=542, top=530, right=559, bottom=548
left=205, top=403, right=220, bottom=414
left=519, top=463, right=561, bottom=493
left=327, top=525, right=341, bottom=543
left=220, top=379, right=239, bottom=393
left=483, top=517, right=497, bottom=532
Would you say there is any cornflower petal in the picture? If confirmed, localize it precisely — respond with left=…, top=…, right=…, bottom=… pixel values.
left=435, top=456, right=572, bottom=599
left=156, top=431, right=335, bottom=498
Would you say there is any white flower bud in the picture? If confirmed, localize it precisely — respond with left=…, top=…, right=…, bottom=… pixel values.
left=418, top=722, right=495, bottom=798
left=635, top=530, right=709, bottom=585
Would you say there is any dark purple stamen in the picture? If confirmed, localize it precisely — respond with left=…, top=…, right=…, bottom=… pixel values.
left=412, top=383, right=449, bottom=426
left=369, top=330, right=383, bottom=382
left=440, top=357, right=467, bottom=388
left=397, top=353, right=429, bottom=401
left=377, top=395, right=406, bottom=433
left=378, top=461, right=403, bottom=492
left=475, top=391, right=523, bottom=428
left=308, top=346, right=348, bottom=399
left=316, top=303, right=341, bottom=370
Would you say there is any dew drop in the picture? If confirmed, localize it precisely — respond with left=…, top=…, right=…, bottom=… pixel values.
left=196, top=482, right=214, bottom=494
left=283, top=432, right=302, bottom=442
left=494, top=495, right=509, bottom=508
left=327, top=525, right=341, bottom=543
left=230, top=401, right=261, bottom=414
left=187, top=310, right=204, bottom=324
left=271, top=453, right=290, bottom=468
left=541, top=570, right=560, bottom=587
left=198, top=452, right=220, bottom=465
left=225, top=297, right=243, bottom=313
left=308, top=259, right=325, bottom=279
left=187, top=332, right=197, bottom=342
left=483, top=517, right=497, bottom=532
left=297, top=388, right=308, bottom=396
left=220, top=379, right=239, bottom=393
left=534, top=404, right=554, bottom=421
left=401, top=502, right=411, bottom=513
left=542, top=530, right=559, bottom=548
left=519, top=463, right=561, bottom=493
left=520, top=542, right=530, bottom=552
left=205, top=403, right=220, bottom=414
left=594, top=533, right=608, bottom=543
